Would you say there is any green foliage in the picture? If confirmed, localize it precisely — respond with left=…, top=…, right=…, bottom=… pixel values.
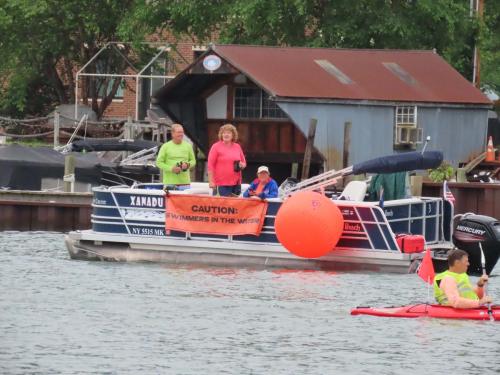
left=428, top=161, right=455, bottom=183
left=0, top=0, right=149, bottom=118
left=481, top=0, right=500, bottom=93
left=126, top=0, right=497, bottom=88
left=1, top=0, right=498, bottom=118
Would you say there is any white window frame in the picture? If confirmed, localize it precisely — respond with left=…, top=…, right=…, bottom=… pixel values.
left=394, top=105, right=422, bottom=146
left=395, top=105, right=417, bottom=127
left=233, top=87, right=287, bottom=120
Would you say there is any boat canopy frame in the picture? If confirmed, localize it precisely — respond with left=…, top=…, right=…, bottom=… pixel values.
left=74, top=42, right=178, bottom=122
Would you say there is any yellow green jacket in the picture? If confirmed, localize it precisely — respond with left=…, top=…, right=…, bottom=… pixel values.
left=156, top=140, right=196, bottom=185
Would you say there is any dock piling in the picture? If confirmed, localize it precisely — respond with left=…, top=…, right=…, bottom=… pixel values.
left=63, top=155, right=76, bottom=193
left=301, top=118, right=317, bottom=180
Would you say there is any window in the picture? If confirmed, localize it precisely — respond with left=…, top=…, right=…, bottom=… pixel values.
left=234, top=87, right=287, bottom=119
left=234, top=87, right=261, bottom=118
left=394, top=106, right=422, bottom=147
left=150, top=57, right=168, bottom=96
left=85, top=77, right=125, bottom=100
left=395, top=106, right=417, bottom=126
left=98, top=78, right=125, bottom=99
left=93, top=61, right=125, bottom=99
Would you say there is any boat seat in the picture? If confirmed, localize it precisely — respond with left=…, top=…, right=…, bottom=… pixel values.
left=338, top=181, right=367, bottom=201
left=238, top=184, right=249, bottom=197
left=182, top=187, right=212, bottom=195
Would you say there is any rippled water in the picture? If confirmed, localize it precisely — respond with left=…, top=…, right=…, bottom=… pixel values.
left=0, top=232, right=499, bottom=374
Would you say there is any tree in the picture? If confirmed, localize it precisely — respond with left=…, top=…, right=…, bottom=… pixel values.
left=2, top=0, right=497, bottom=118
left=126, top=0, right=497, bottom=89
left=0, top=0, right=153, bottom=118
left=482, top=0, right=500, bottom=93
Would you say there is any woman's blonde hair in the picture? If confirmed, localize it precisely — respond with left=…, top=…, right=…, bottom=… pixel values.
left=218, top=123, right=238, bottom=142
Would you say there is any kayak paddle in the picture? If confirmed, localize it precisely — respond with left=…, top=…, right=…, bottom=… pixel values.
left=479, top=242, right=494, bottom=321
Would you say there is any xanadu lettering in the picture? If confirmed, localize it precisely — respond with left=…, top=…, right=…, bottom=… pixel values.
left=129, top=196, right=164, bottom=208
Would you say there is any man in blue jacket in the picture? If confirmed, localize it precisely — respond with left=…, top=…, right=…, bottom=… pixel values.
left=243, top=166, right=279, bottom=199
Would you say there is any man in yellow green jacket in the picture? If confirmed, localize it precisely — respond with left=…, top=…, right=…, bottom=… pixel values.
left=434, top=249, right=492, bottom=308
left=156, top=124, right=196, bottom=189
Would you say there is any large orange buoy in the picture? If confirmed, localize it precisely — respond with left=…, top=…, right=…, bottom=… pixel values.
left=275, top=191, right=344, bottom=258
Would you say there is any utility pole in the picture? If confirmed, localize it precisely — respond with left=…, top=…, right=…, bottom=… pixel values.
left=472, top=0, right=484, bottom=88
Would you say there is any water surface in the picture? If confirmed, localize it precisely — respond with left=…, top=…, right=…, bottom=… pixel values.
left=1, top=232, right=498, bottom=374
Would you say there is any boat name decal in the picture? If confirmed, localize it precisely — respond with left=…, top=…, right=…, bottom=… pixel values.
left=344, top=223, right=362, bottom=232
left=130, top=196, right=164, bottom=208
left=384, top=209, right=394, bottom=217
left=341, top=208, right=355, bottom=216
left=455, top=225, right=486, bottom=236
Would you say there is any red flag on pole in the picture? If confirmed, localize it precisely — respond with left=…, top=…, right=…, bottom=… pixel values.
left=418, top=248, right=435, bottom=284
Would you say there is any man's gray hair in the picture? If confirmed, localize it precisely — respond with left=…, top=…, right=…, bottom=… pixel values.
left=171, top=123, right=184, bottom=132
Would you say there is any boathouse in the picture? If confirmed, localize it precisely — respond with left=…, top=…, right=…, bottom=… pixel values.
left=153, top=44, right=491, bottom=181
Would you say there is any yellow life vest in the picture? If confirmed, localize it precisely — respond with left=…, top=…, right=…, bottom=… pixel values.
left=433, top=270, right=478, bottom=305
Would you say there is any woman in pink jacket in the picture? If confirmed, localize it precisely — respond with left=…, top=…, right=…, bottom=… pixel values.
left=207, top=124, right=247, bottom=197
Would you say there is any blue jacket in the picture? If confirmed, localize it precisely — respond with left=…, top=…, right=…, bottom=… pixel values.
left=243, top=178, right=279, bottom=199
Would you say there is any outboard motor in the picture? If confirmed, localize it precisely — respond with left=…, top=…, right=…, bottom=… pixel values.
left=453, top=214, right=500, bottom=276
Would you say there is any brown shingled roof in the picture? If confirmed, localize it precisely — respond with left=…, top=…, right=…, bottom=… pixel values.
left=212, top=44, right=491, bottom=105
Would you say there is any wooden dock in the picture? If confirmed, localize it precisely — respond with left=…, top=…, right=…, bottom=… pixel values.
left=0, top=190, right=92, bottom=231
left=422, top=182, right=500, bottom=219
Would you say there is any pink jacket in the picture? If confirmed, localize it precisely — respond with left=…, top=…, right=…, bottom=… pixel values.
left=207, top=141, right=246, bottom=186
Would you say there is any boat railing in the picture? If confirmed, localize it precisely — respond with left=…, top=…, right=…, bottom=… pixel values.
left=283, top=166, right=353, bottom=196
left=100, top=168, right=141, bottom=187
left=120, top=146, right=158, bottom=166
left=107, top=184, right=133, bottom=190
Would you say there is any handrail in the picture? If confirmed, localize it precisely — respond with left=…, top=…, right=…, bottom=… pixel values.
left=284, top=166, right=353, bottom=195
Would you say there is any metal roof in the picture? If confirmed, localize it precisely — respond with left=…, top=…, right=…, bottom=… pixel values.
left=211, top=44, right=491, bottom=105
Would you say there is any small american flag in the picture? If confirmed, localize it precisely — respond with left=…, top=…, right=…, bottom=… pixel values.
left=443, top=180, right=455, bottom=204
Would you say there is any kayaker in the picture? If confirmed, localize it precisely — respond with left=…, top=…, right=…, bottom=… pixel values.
left=243, top=166, right=279, bottom=199
left=434, top=249, right=492, bottom=308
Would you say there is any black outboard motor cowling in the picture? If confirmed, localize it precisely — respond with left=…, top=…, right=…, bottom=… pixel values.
left=453, top=214, right=500, bottom=276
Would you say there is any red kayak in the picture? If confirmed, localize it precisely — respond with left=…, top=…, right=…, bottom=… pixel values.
left=351, top=304, right=499, bottom=321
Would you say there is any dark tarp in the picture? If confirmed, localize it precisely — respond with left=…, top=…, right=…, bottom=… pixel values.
left=352, top=151, right=443, bottom=175
left=0, top=144, right=114, bottom=190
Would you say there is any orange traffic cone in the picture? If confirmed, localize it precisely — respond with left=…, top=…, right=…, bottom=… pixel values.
left=486, top=136, right=495, bottom=162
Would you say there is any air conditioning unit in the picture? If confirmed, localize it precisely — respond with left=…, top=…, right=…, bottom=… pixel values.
left=396, top=126, right=423, bottom=145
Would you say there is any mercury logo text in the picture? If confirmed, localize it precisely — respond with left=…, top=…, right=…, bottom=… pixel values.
left=456, top=225, right=486, bottom=235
